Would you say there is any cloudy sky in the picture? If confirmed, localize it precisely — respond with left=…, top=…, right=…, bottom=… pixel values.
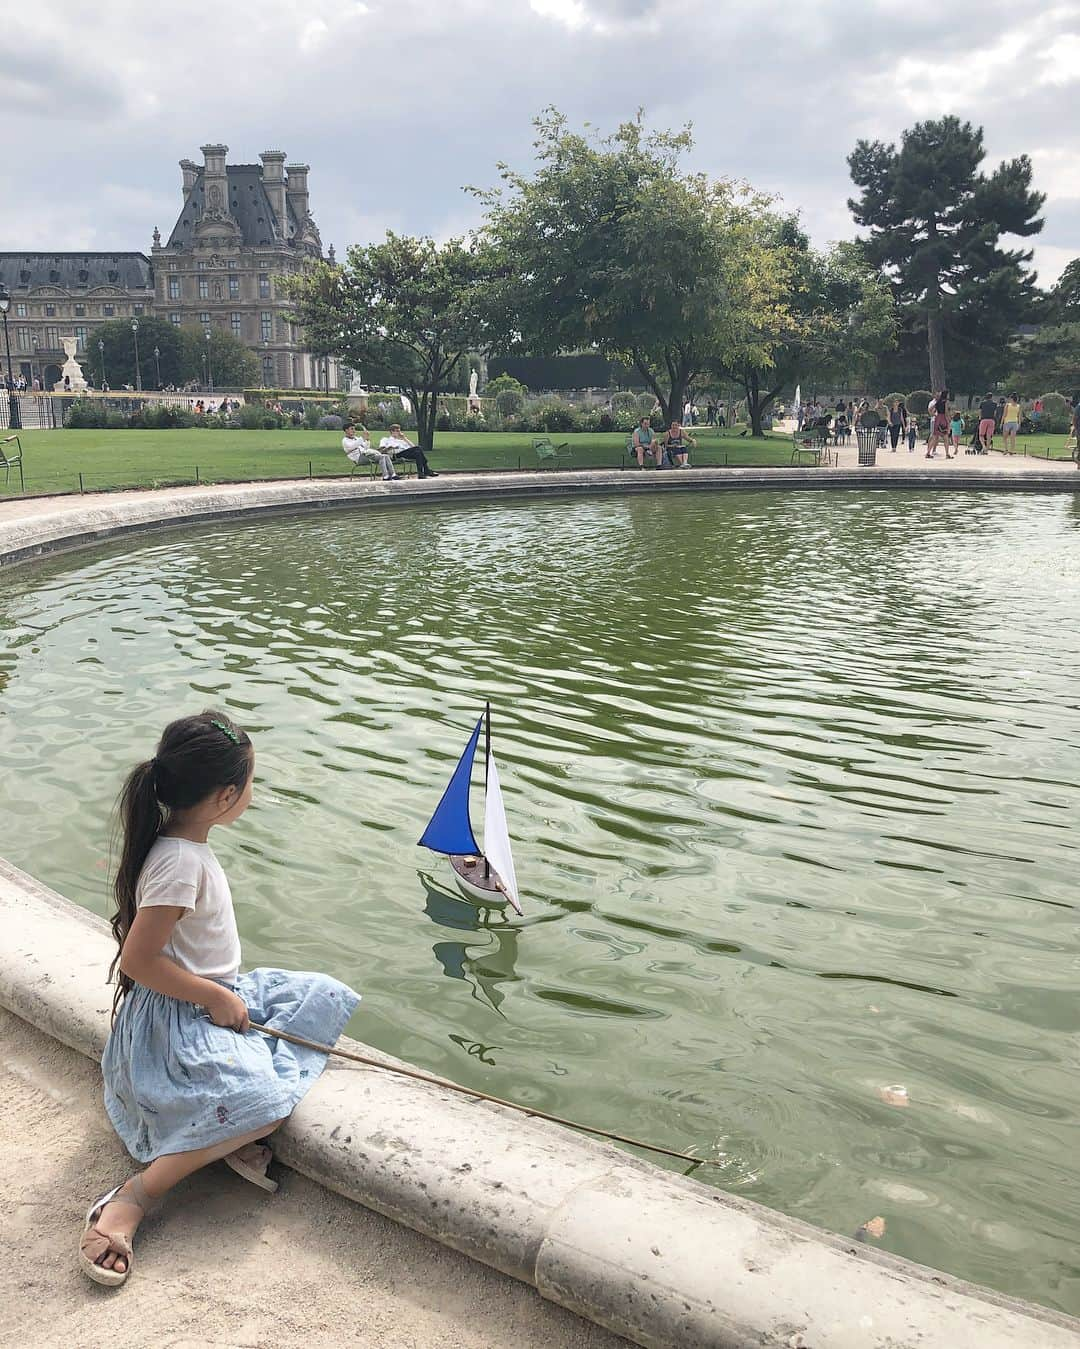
left=4, top=0, right=1079, bottom=284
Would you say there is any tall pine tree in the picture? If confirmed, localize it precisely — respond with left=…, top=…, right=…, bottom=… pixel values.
left=848, top=117, right=1043, bottom=394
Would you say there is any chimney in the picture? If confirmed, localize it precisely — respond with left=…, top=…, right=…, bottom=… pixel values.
left=260, top=150, right=287, bottom=237
left=200, top=143, right=229, bottom=215
left=180, top=158, right=198, bottom=196
left=286, top=162, right=310, bottom=224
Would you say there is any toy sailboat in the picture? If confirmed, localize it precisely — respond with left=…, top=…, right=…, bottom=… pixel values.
left=419, top=704, right=522, bottom=915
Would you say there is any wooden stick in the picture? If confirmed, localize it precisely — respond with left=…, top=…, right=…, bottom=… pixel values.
left=250, top=1020, right=706, bottom=1167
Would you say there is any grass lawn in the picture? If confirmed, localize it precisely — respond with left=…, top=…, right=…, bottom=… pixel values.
left=0, top=426, right=797, bottom=498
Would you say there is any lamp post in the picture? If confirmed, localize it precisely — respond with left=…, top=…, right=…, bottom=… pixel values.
left=31, top=334, right=39, bottom=392
left=131, top=318, right=142, bottom=392
left=0, top=286, right=21, bottom=430
left=205, top=330, right=214, bottom=394
left=153, top=345, right=161, bottom=389
left=98, top=338, right=106, bottom=391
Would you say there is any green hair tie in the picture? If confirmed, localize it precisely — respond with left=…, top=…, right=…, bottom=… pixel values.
left=209, top=719, right=241, bottom=745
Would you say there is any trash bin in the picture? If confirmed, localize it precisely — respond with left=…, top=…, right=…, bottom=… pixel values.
left=856, top=427, right=877, bottom=466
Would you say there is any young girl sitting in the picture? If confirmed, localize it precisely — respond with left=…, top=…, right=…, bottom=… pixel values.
left=80, top=710, right=360, bottom=1286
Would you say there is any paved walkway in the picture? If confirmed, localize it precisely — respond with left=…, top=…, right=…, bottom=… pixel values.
left=0, top=1007, right=626, bottom=1349
left=0, top=445, right=1075, bottom=533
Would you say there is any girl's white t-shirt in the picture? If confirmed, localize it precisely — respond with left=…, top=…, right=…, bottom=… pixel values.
left=136, top=836, right=241, bottom=981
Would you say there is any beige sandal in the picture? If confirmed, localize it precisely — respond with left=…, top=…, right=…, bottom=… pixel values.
left=224, top=1142, right=279, bottom=1193
left=79, top=1173, right=154, bottom=1287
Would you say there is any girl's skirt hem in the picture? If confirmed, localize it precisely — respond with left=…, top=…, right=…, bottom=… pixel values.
left=101, top=967, right=360, bottom=1164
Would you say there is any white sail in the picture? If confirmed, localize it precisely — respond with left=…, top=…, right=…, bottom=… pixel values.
left=483, top=753, right=521, bottom=915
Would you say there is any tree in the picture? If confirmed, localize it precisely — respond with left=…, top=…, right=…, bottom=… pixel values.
left=283, top=235, right=493, bottom=452
left=848, top=116, right=1044, bottom=393
left=1048, top=259, right=1080, bottom=321
left=723, top=224, right=895, bottom=435
left=89, top=317, right=188, bottom=389
left=1006, top=324, right=1080, bottom=396
left=476, top=110, right=788, bottom=427
left=178, top=326, right=259, bottom=390
left=85, top=317, right=257, bottom=389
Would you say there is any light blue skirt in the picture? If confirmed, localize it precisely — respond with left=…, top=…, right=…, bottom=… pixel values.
left=102, top=967, right=360, bottom=1162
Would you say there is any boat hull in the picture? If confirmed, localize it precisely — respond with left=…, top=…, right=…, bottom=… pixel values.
left=449, top=854, right=508, bottom=907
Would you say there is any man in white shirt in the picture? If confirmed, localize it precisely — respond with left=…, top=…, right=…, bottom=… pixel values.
left=342, top=424, right=399, bottom=481
left=379, top=424, right=437, bottom=479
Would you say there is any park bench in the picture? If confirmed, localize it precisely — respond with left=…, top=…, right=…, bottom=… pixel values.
left=1, top=434, right=24, bottom=491
left=532, top=437, right=573, bottom=469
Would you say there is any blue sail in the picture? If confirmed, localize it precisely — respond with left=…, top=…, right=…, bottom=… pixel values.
left=418, top=716, right=483, bottom=856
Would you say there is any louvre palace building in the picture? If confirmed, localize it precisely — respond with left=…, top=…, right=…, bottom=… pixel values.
left=0, top=145, right=340, bottom=391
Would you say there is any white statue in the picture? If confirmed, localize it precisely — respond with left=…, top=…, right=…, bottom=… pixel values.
left=467, top=368, right=482, bottom=416
left=54, top=336, right=89, bottom=393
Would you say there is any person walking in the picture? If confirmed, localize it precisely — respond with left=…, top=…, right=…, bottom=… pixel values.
left=81, top=711, right=359, bottom=1284
left=1070, top=394, right=1080, bottom=468
left=888, top=400, right=905, bottom=452
left=1000, top=393, right=1022, bottom=455
left=949, top=409, right=964, bottom=456
left=926, top=391, right=950, bottom=458
left=978, top=393, right=998, bottom=453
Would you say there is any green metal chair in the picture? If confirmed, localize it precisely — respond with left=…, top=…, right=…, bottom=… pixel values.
left=532, top=437, right=573, bottom=469
left=0, top=435, right=24, bottom=492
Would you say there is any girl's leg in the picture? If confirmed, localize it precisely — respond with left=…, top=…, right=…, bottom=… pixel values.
left=88, top=1117, right=287, bottom=1274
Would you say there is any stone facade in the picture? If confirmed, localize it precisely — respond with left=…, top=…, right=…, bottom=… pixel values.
left=0, top=144, right=339, bottom=392
left=0, top=254, right=154, bottom=390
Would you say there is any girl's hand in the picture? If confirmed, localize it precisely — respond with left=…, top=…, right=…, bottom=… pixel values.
left=206, top=986, right=250, bottom=1033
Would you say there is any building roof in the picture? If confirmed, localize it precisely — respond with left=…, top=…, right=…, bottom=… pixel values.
left=166, top=165, right=303, bottom=250
left=0, top=253, right=153, bottom=292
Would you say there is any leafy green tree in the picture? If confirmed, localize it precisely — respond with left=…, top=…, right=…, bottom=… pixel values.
left=1047, top=259, right=1080, bottom=321
left=86, top=317, right=257, bottom=389
left=722, top=226, right=895, bottom=435
left=476, top=110, right=788, bottom=427
left=178, top=326, right=259, bottom=390
left=848, top=116, right=1044, bottom=393
left=89, top=317, right=188, bottom=389
left=1005, top=324, right=1080, bottom=396
left=283, top=234, right=494, bottom=452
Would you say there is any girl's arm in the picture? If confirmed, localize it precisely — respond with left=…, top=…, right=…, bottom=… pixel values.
left=120, top=907, right=248, bottom=1030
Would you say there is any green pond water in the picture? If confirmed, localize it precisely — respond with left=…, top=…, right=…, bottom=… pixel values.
left=2, top=488, right=1079, bottom=1313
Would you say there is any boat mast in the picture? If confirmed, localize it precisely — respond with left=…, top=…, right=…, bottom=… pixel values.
left=483, top=701, right=491, bottom=880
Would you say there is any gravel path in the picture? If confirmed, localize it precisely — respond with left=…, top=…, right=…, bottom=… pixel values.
left=0, top=1006, right=626, bottom=1349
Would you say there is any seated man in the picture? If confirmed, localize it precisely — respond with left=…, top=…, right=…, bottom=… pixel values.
left=342, top=423, right=399, bottom=481
left=379, top=424, right=437, bottom=479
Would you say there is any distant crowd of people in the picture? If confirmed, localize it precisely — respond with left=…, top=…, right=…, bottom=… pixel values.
left=796, top=392, right=1080, bottom=461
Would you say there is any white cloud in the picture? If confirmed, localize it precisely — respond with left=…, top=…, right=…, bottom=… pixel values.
left=0, top=0, right=1076, bottom=287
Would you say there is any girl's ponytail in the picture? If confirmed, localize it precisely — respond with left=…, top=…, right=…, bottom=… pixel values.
left=108, top=758, right=164, bottom=1021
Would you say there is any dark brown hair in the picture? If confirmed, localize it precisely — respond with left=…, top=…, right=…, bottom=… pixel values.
left=108, top=710, right=252, bottom=1020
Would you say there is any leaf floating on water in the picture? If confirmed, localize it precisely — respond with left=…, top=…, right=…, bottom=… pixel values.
left=878, top=1084, right=910, bottom=1107
left=856, top=1216, right=886, bottom=1241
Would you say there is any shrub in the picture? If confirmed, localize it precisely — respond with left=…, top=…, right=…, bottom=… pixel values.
left=105, top=412, right=127, bottom=429
left=318, top=414, right=344, bottom=430
left=464, top=414, right=486, bottom=432
left=237, top=403, right=286, bottom=430
left=532, top=401, right=577, bottom=432
left=64, top=399, right=108, bottom=429
left=142, top=404, right=198, bottom=430
left=611, top=391, right=638, bottom=415
left=485, top=373, right=528, bottom=398
left=882, top=392, right=907, bottom=409
left=495, top=388, right=525, bottom=418
left=907, top=390, right=932, bottom=415
left=637, top=393, right=659, bottom=418
left=1038, top=392, right=1069, bottom=418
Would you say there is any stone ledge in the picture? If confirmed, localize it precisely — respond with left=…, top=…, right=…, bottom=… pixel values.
left=2, top=467, right=1078, bottom=571
left=1, top=857, right=1078, bottom=1348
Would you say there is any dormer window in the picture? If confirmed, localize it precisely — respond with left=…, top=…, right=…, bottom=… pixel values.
left=49, top=269, right=60, bottom=283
